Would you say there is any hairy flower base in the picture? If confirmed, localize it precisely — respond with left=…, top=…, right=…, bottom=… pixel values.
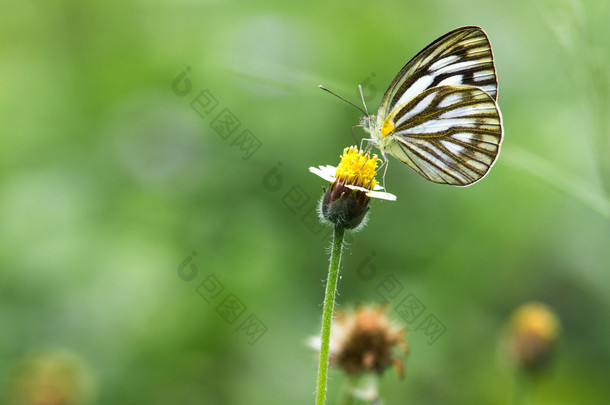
left=320, top=182, right=370, bottom=230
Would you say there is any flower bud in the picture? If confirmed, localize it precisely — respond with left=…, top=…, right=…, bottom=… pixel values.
left=320, top=181, right=370, bottom=230
left=506, top=302, right=560, bottom=374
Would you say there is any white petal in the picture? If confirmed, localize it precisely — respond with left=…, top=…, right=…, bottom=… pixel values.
left=309, top=165, right=336, bottom=182
left=366, top=190, right=397, bottom=201
left=343, top=184, right=372, bottom=193
left=344, top=184, right=397, bottom=201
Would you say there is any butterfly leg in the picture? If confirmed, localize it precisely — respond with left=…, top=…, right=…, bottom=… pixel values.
left=355, top=153, right=379, bottom=192
left=360, top=138, right=375, bottom=153
left=381, top=158, right=390, bottom=190
left=351, top=125, right=363, bottom=145
left=373, top=150, right=389, bottom=191
left=354, top=153, right=371, bottom=175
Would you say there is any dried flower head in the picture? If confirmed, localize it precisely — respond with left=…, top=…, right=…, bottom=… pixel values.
left=310, top=146, right=395, bottom=230
left=506, top=302, right=560, bottom=373
left=5, top=348, right=96, bottom=405
left=312, top=305, right=408, bottom=377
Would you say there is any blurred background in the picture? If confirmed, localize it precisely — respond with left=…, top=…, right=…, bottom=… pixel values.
left=1, top=0, right=609, bottom=404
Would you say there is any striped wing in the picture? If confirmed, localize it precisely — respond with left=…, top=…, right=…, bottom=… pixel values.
left=383, top=85, right=502, bottom=186
left=378, top=26, right=498, bottom=122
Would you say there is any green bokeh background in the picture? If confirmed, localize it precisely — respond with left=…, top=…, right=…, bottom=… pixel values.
left=1, top=0, right=609, bottom=404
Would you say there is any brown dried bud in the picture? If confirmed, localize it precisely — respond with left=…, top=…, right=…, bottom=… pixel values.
left=328, top=305, right=408, bottom=377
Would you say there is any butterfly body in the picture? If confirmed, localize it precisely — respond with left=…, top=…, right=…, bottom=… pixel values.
left=357, top=26, right=503, bottom=186
left=360, top=114, right=391, bottom=162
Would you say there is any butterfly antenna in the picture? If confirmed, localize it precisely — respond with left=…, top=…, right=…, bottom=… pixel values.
left=358, top=84, right=369, bottom=115
left=319, top=85, right=366, bottom=115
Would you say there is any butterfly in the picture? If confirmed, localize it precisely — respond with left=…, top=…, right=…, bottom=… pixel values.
left=352, top=26, right=503, bottom=186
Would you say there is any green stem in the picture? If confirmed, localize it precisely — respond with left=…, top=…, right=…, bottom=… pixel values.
left=339, top=376, right=357, bottom=405
left=511, top=371, right=531, bottom=405
left=315, top=225, right=346, bottom=405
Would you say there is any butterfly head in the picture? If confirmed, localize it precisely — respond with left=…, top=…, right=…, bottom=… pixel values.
left=360, top=114, right=382, bottom=143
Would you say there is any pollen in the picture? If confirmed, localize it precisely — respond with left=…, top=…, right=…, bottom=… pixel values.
left=334, top=147, right=379, bottom=190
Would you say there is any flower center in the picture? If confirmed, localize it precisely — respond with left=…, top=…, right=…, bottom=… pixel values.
left=334, top=147, right=379, bottom=190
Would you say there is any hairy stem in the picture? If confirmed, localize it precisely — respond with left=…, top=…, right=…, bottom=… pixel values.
left=315, top=226, right=345, bottom=405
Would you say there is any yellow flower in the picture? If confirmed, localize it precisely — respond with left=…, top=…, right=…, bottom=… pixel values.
left=506, top=302, right=560, bottom=373
left=310, top=146, right=395, bottom=201
left=310, top=147, right=395, bottom=230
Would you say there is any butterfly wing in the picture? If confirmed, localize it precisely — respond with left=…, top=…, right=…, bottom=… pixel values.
left=382, top=85, right=502, bottom=186
left=377, top=26, right=498, bottom=125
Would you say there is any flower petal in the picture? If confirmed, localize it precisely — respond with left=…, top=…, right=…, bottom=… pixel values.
left=344, top=184, right=372, bottom=193
left=343, top=184, right=397, bottom=201
left=366, top=190, right=397, bottom=201
left=309, top=165, right=336, bottom=182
